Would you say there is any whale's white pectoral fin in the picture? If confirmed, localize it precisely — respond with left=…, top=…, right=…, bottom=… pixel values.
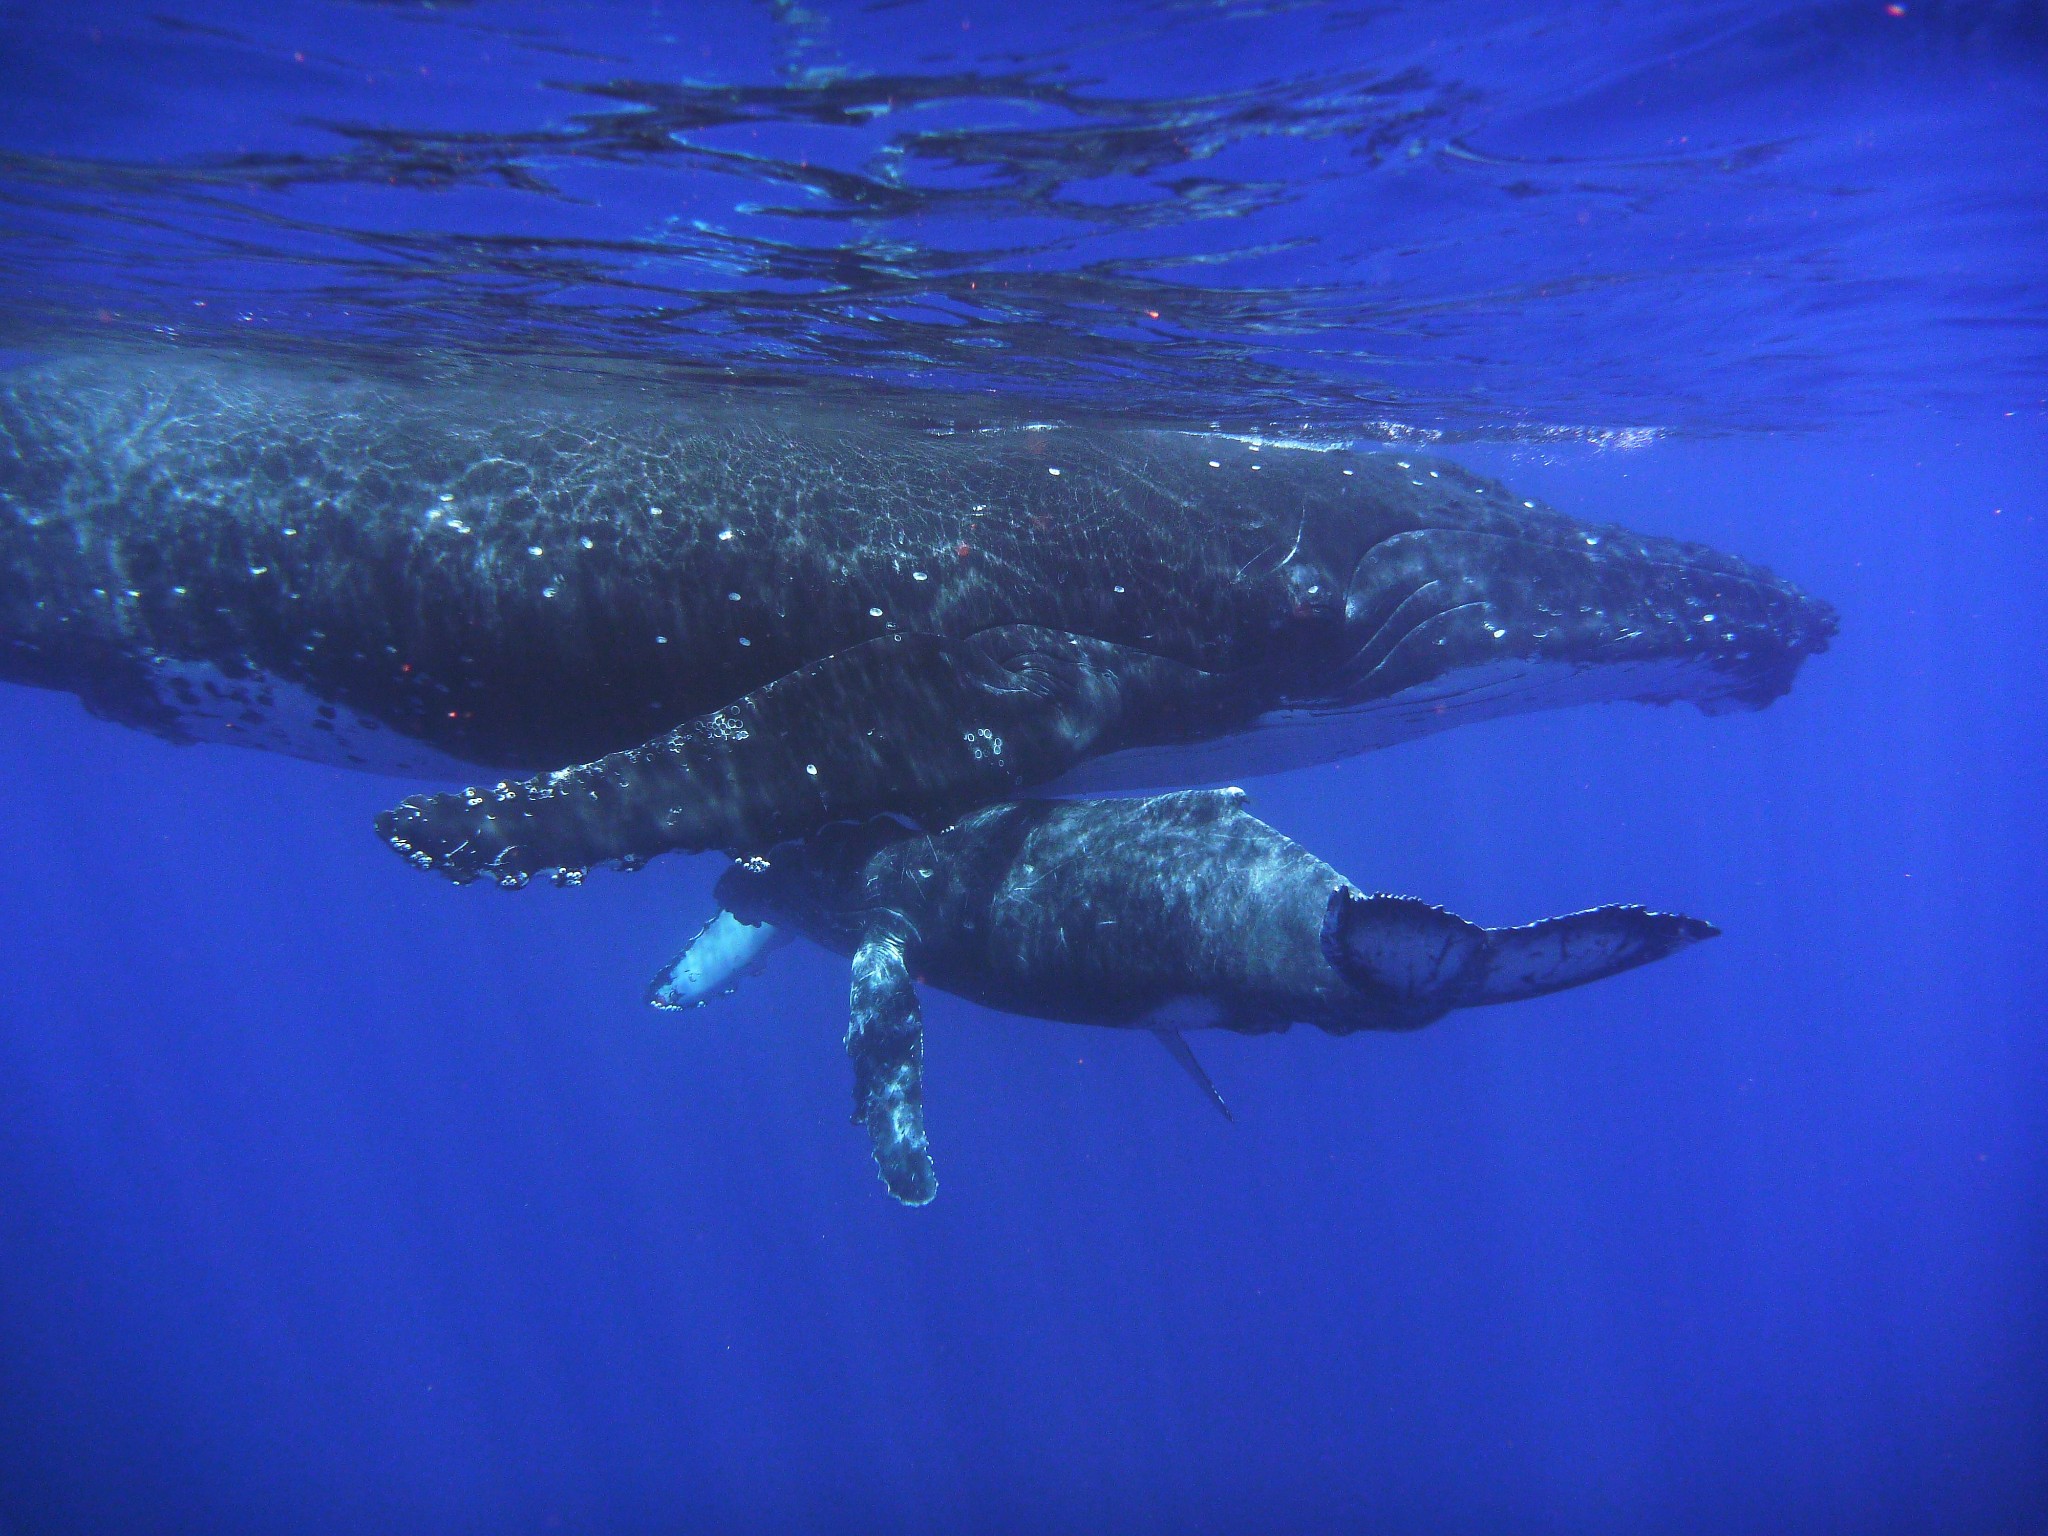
left=847, top=931, right=936, bottom=1206
left=647, top=908, right=790, bottom=1010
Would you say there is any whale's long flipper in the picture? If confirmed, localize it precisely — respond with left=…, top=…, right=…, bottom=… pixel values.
left=648, top=908, right=790, bottom=1010
left=377, top=626, right=1250, bottom=885
left=1152, top=1028, right=1234, bottom=1122
left=848, top=931, right=936, bottom=1206
left=1321, top=889, right=1717, bottom=1022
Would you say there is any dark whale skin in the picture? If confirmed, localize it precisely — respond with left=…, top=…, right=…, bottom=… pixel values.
left=707, top=790, right=1719, bottom=1203
left=0, top=351, right=1836, bottom=872
left=718, top=791, right=1720, bottom=1037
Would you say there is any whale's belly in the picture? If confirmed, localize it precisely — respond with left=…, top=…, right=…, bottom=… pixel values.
left=139, top=658, right=478, bottom=780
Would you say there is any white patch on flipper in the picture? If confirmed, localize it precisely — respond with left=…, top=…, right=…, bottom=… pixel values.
left=145, top=657, right=477, bottom=779
left=1047, top=655, right=1722, bottom=793
left=649, top=909, right=790, bottom=1011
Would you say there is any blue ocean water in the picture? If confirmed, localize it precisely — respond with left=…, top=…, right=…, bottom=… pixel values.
left=0, top=3, right=2043, bottom=1533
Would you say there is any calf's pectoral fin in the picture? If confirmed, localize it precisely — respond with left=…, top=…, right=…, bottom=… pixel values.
left=849, top=932, right=936, bottom=1206
left=647, top=907, right=790, bottom=1011
left=376, top=626, right=1250, bottom=885
left=1320, top=888, right=1718, bottom=1019
left=1151, top=1028, right=1234, bottom=1122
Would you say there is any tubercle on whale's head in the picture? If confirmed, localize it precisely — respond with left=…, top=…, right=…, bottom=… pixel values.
left=712, top=817, right=916, bottom=948
left=1331, top=490, right=1839, bottom=721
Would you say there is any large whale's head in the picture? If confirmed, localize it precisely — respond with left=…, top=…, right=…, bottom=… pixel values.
left=1309, top=452, right=1837, bottom=741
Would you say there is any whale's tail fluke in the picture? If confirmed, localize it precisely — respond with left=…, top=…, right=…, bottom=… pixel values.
left=1321, top=888, right=1718, bottom=1025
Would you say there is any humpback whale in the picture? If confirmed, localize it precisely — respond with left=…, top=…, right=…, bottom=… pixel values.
left=0, top=351, right=1835, bottom=875
left=655, top=790, right=1718, bottom=1204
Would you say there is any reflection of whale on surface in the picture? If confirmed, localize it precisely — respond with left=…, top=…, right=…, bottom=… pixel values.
left=656, top=790, right=1718, bottom=1205
left=0, top=352, right=1834, bottom=875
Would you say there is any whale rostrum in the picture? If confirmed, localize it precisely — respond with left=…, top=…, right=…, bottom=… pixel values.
left=662, top=790, right=1720, bottom=1205
left=0, top=351, right=1835, bottom=875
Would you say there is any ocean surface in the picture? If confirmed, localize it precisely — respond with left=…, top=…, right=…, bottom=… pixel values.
left=0, top=3, right=2044, bottom=1532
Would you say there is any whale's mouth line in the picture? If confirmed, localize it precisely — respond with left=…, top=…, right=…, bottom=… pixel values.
left=1042, top=650, right=1732, bottom=797
left=1344, top=589, right=1489, bottom=691
left=1344, top=522, right=1816, bottom=598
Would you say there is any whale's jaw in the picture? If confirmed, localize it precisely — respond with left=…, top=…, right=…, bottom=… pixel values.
left=1334, top=512, right=1836, bottom=715
left=1044, top=654, right=1739, bottom=794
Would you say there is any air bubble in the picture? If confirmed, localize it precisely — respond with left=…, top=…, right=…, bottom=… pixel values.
left=1047, top=467, right=1062, bottom=476
left=655, top=635, right=668, bottom=644
left=528, top=545, right=544, bottom=558
left=869, top=606, right=884, bottom=618
left=805, top=764, right=818, bottom=776
left=912, top=570, right=928, bottom=581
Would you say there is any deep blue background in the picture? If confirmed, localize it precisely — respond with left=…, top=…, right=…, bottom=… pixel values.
left=2, top=1, right=2046, bottom=1532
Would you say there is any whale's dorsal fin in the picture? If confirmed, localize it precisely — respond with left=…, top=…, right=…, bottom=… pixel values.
left=1151, top=1028, right=1234, bottom=1122
left=848, top=930, right=936, bottom=1205
left=1146, top=785, right=1251, bottom=824
left=648, top=907, right=790, bottom=1010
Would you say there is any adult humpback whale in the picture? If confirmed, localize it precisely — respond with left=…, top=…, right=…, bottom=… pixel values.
left=0, top=351, right=1835, bottom=876
left=657, top=790, right=1719, bottom=1204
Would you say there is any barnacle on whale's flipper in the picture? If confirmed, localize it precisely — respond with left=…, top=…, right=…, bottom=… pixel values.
left=376, top=626, right=1252, bottom=882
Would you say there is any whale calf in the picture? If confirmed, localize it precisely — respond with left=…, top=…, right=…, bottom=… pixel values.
left=660, top=789, right=1718, bottom=1204
left=0, top=351, right=1834, bottom=874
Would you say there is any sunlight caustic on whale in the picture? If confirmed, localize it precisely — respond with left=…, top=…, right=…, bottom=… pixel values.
left=0, top=349, right=1836, bottom=877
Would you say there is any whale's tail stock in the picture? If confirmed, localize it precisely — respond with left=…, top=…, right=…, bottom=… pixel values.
left=1320, top=888, right=1719, bottom=1027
